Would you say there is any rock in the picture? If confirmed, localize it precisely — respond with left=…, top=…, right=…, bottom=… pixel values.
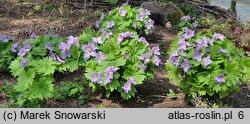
left=142, top=2, right=184, bottom=27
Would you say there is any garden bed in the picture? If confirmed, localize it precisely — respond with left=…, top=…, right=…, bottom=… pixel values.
left=0, top=1, right=250, bottom=108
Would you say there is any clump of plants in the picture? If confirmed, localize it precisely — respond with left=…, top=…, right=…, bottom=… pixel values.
left=166, top=27, right=250, bottom=102
left=0, top=35, right=17, bottom=71
left=54, top=79, right=90, bottom=104
left=0, top=80, right=18, bottom=108
left=9, top=33, right=84, bottom=106
left=80, top=4, right=160, bottom=99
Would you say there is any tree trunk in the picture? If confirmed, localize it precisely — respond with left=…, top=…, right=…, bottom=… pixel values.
left=230, top=0, right=237, bottom=14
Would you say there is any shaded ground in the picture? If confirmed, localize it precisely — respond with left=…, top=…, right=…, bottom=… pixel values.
left=0, top=2, right=250, bottom=108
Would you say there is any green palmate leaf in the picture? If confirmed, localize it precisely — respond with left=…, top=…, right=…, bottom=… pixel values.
left=15, top=69, right=35, bottom=92
left=213, top=84, right=221, bottom=92
left=24, top=76, right=54, bottom=100
left=32, top=47, right=47, bottom=56
left=79, top=28, right=96, bottom=44
left=113, top=57, right=126, bottom=67
left=33, top=57, right=59, bottom=75
left=105, top=80, right=120, bottom=92
left=62, top=58, right=79, bottom=72
left=9, top=57, right=23, bottom=77
left=133, top=70, right=146, bottom=84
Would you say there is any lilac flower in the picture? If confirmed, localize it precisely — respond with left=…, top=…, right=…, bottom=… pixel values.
left=181, top=15, right=191, bottom=21
left=178, top=37, right=185, bottom=45
left=0, top=35, right=14, bottom=43
left=82, top=43, right=97, bottom=60
left=215, top=74, right=225, bottom=83
left=118, top=33, right=125, bottom=44
left=171, top=50, right=179, bottom=57
left=178, top=42, right=187, bottom=51
left=119, top=7, right=127, bottom=17
left=95, top=20, right=100, bottom=28
left=101, top=29, right=113, bottom=39
left=17, top=48, right=30, bottom=56
left=95, top=52, right=106, bottom=63
left=56, top=56, right=65, bottom=64
left=145, top=19, right=154, bottom=33
left=108, top=10, right=113, bottom=15
left=206, top=48, right=210, bottom=53
left=106, top=21, right=115, bottom=28
left=91, top=72, right=102, bottom=84
left=171, top=56, right=180, bottom=66
left=197, top=37, right=213, bottom=47
left=23, top=42, right=32, bottom=49
left=59, top=42, right=71, bottom=59
left=68, top=36, right=79, bottom=46
left=138, top=8, right=151, bottom=20
left=104, top=66, right=119, bottom=85
left=100, top=13, right=104, bottom=20
left=181, top=59, right=192, bottom=72
left=121, top=51, right=130, bottom=60
left=192, top=47, right=203, bottom=62
left=117, top=32, right=133, bottom=44
left=144, top=9, right=151, bottom=16
left=213, top=33, right=224, bottom=41
left=122, top=77, right=136, bottom=93
left=133, top=22, right=137, bottom=29
left=53, top=34, right=59, bottom=38
left=92, top=37, right=103, bottom=44
left=219, top=48, right=228, bottom=54
left=138, top=37, right=149, bottom=46
left=122, top=82, right=132, bottom=93
left=138, top=14, right=144, bottom=21
left=152, top=46, right=160, bottom=55
left=11, top=43, right=19, bottom=52
left=139, top=52, right=151, bottom=64
left=46, top=42, right=64, bottom=63
left=20, top=58, right=30, bottom=68
left=202, top=56, right=212, bottom=67
left=49, top=52, right=57, bottom=61
left=153, top=55, right=161, bottom=66
left=124, top=32, right=133, bottom=37
left=29, top=32, right=37, bottom=39
left=138, top=64, right=147, bottom=70
left=228, top=57, right=232, bottom=62
left=182, top=28, right=195, bottom=40
left=46, top=42, right=55, bottom=58
left=122, top=2, right=128, bottom=6
left=45, top=42, right=53, bottom=51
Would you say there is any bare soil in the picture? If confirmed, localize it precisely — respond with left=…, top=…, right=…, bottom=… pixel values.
left=0, top=2, right=250, bottom=108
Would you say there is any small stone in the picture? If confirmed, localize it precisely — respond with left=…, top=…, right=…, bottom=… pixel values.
left=142, top=2, right=184, bottom=27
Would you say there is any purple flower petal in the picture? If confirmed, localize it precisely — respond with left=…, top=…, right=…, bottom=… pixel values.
left=139, top=52, right=151, bottom=64
left=138, top=64, right=147, bottom=70
left=107, top=21, right=115, bottom=28
left=202, top=56, right=212, bottom=67
left=181, top=59, right=192, bottom=72
left=152, top=46, right=160, bottom=55
left=215, top=74, right=225, bottom=83
left=82, top=43, right=97, bottom=60
left=219, top=48, right=228, bottom=54
left=213, top=33, right=224, bottom=41
left=29, top=32, right=37, bottom=39
left=95, top=52, right=106, bottom=63
left=91, top=72, right=102, bottom=84
left=182, top=28, right=195, bottom=40
left=92, top=37, right=103, bottom=44
left=153, top=55, right=161, bottom=66
left=181, top=15, right=191, bottom=21
left=20, top=58, right=30, bottom=68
